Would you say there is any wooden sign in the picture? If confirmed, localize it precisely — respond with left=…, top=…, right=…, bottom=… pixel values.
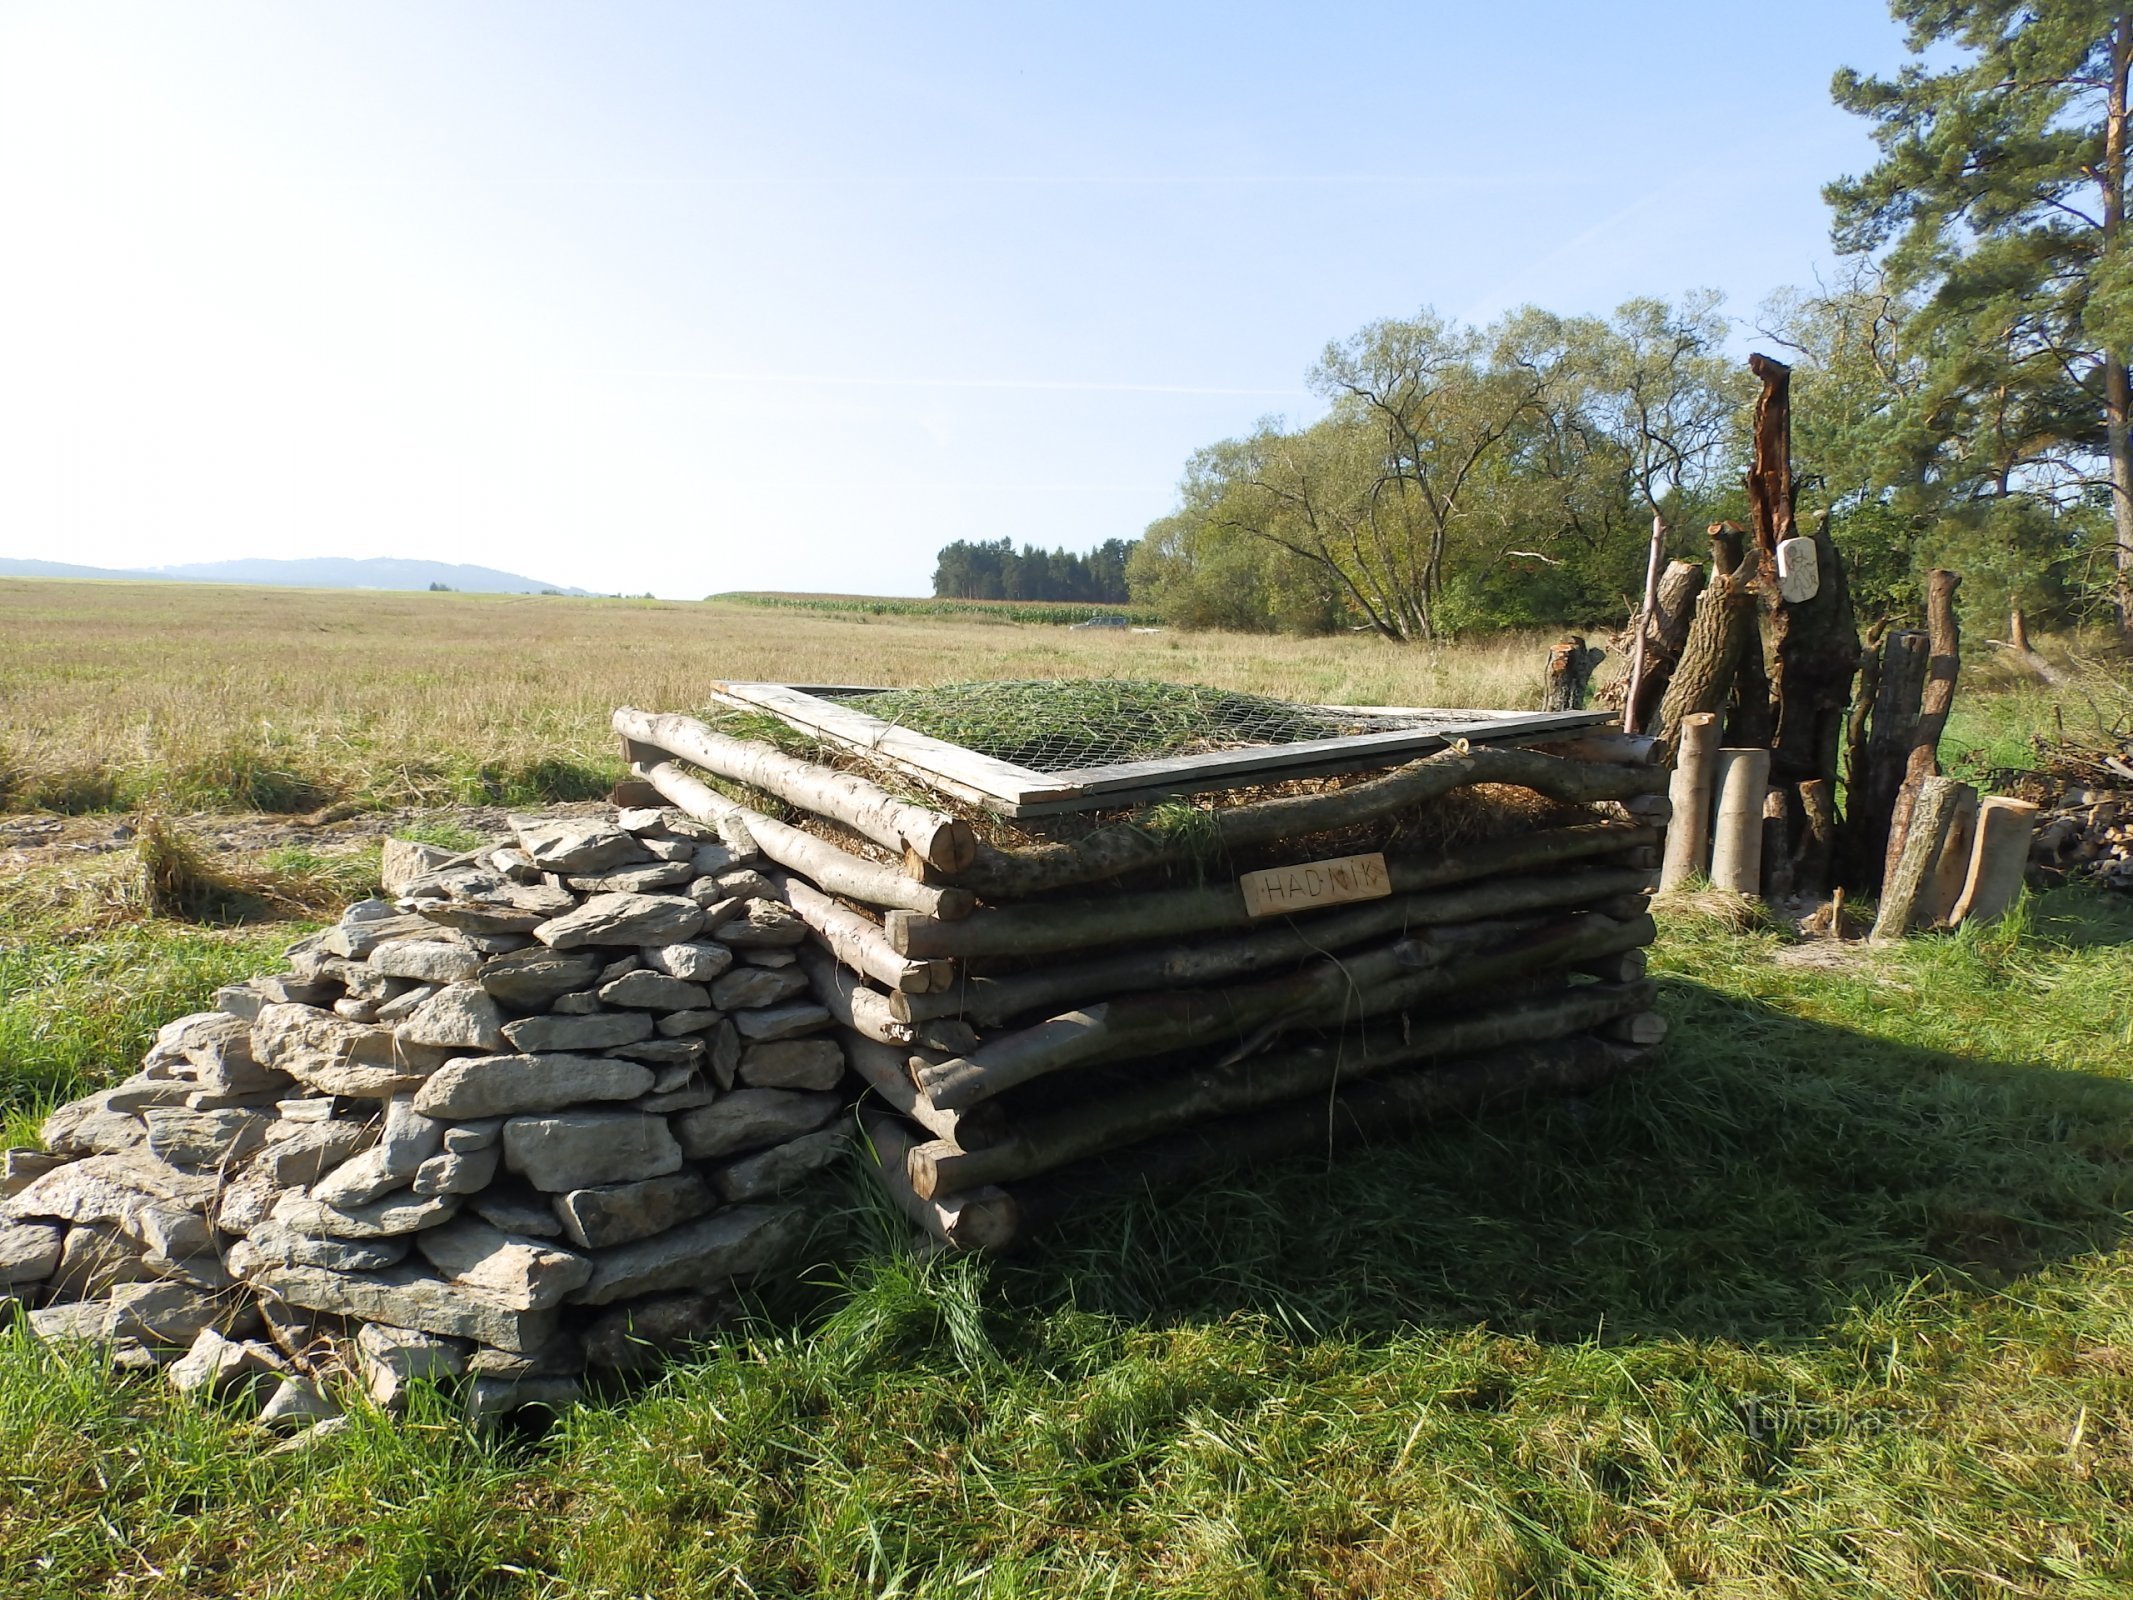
left=1238, top=852, right=1391, bottom=918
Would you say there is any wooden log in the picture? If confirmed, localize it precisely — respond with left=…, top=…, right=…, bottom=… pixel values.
left=1653, top=552, right=1757, bottom=754
left=918, top=911, right=1656, bottom=1112
left=858, top=1108, right=1020, bottom=1252
left=1576, top=948, right=1647, bottom=984
left=1871, top=776, right=1974, bottom=941
left=1924, top=785, right=1980, bottom=928
left=1883, top=569, right=1962, bottom=885
left=613, top=706, right=977, bottom=872
left=840, top=1030, right=1004, bottom=1149
left=909, top=980, right=1658, bottom=1199
left=781, top=875, right=945, bottom=994
left=1599, top=1010, right=1668, bottom=1046
left=947, top=747, right=1669, bottom=900
left=1947, top=797, right=2040, bottom=927
left=1791, top=777, right=1839, bottom=898
left=1840, top=630, right=1928, bottom=893
left=1528, top=732, right=1663, bottom=766
left=635, top=759, right=973, bottom=920
left=1008, top=1035, right=1645, bottom=1243
left=1707, top=748, right=1772, bottom=895
left=1625, top=557, right=1708, bottom=733
left=891, top=866, right=1651, bottom=1026
left=1658, top=712, right=1720, bottom=892
left=792, top=942, right=915, bottom=1046
left=890, top=824, right=1658, bottom=960
left=1760, top=786, right=1795, bottom=901
left=1542, top=634, right=1606, bottom=712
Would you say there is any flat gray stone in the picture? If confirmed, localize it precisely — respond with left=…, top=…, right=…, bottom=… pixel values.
left=744, top=948, right=798, bottom=969
left=582, top=1290, right=736, bottom=1371
left=708, top=900, right=806, bottom=948
left=413, top=1053, right=654, bottom=1120
left=638, top=835, right=696, bottom=862
left=370, top=938, right=483, bottom=984
left=260, top=1376, right=341, bottom=1428
left=106, top=1281, right=230, bottom=1347
left=143, top=1107, right=273, bottom=1168
left=251, top=1119, right=372, bottom=1187
left=477, top=948, right=603, bottom=1007
left=4, top=1152, right=216, bottom=1228
left=597, top=954, right=642, bottom=983
left=375, top=984, right=441, bottom=1024
left=604, top=1037, right=705, bottom=1068
left=394, top=983, right=507, bottom=1052
left=378, top=1094, right=444, bottom=1177
left=161, top=1012, right=287, bottom=1094
left=0, top=1149, right=65, bottom=1197
left=552, top=1170, right=715, bottom=1250
left=500, top=1011, right=655, bottom=1054
left=510, top=815, right=647, bottom=874
left=270, top=1189, right=460, bottom=1240
left=711, top=966, right=810, bottom=1012
left=357, top=1319, right=471, bottom=1408
left=731, top=1003, right=832, bottom=1044
left=236, top=1219, right=408, bottom=1273
left=549, top=991, right=603, bottom=1015
left=381, top=840, right=462, bottom=897
left=655, top=1008, right=722, bottom=1038
left=535, top=893, right=704, bottom=951
left=469, top=1187, right=565, bottom=1238
left=167, top=1329, right=283, bottom=1397
left=673, top=1089, right=840, bottom=1161
left=502, top=1111, right=683, bottom=1193
left=442, top=1117, right=505, bottom=1153
left=573, top=1204, right=810, bottom=1306
left=416, top=1216, right=593, bottom=1309
left=411, top=1147, right=499, bottom=1195
left=466, top=1330, right=583, bottom=1379
left=714, top=1128, right=849, bottom=1201
left=252, top=1005, right=445, bottom=1098
left=308, top=1147, right=407, bottom=1209
left=738, top=1039, right=845, bottom=1091
left=260, top=1261, right=558, bottom=1353
left=710, top=1021, right=741, bottom=1089
left=0, top=1219, right=62, bottom=1283
left=320, top=903, right=438, bottom=960
left=566, top=861, right=695, bottom=894
left=598, top=970, right=711, bottom=1011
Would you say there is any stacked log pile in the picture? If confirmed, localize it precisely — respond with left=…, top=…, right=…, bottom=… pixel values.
left=611, top=704, right=1674, bottom=1254
left=0, top=807, right=848, bottom=1429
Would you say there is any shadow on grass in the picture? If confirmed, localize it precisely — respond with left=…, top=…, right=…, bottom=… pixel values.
left=975, top=970, right=2133, bottom=1349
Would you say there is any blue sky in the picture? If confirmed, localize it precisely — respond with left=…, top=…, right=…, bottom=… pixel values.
left=0, top=2, right=1909, bottom=597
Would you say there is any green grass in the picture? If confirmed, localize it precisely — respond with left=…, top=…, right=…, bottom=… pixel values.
left=715, top=592, right=1165, bottom=627
left=2, top=886, right=2131, bottom=1594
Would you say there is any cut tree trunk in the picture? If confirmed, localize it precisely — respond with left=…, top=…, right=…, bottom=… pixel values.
left=1542, top=635, right=1606, bottom=712
left=857, top=1108, right=1019, bottom=1252
left=1948, top=798, right=2041, bottom=927
left=1653, top=539, right=1758, bottom=754
left=1658, top=712, right=1721, bottom=891
left=1871, top=776, right=1975, bottom=941
left=781, top=876, right=950, bottom=995
left=1707, top=748, right=1772, bottom=895
left=1760, top=787, right=1794, bottom=901
left=1840, top=630, right=1928, bottom=893
left=840, top=1030, right=1004, bottom=1150
left=1622, top=560, right=1709, bottom=733
left=1924, top=786, right=1979, bottom=927
left=1883, top=569, right=1962, bottom=884
left=1791, top=778, right=1840, bottom=896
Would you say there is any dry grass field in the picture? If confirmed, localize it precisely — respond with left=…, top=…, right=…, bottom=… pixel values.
left=0, top=580, right=1554, bottom=816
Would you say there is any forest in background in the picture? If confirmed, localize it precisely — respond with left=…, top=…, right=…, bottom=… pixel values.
left=936, top=6, right=2133, bottom=646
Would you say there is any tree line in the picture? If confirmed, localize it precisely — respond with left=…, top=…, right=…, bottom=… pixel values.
left=989, top=3, right=2132, bottom=643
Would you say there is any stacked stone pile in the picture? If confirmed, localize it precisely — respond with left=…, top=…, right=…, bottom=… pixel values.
left=0, top=806, right=852, bottom=1427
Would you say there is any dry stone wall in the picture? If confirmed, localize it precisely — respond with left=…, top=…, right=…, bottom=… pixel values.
left=0, top=805, right=851, bottom=1430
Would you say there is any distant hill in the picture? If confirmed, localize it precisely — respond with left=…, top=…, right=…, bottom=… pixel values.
left=0, top=555, right=587, bottom=595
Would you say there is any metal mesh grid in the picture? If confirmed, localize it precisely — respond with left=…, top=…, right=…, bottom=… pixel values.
left=826, top=679, right=1456, bottom=775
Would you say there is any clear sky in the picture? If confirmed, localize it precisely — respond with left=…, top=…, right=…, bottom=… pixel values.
left=0, top=2, right=1910, bottom=598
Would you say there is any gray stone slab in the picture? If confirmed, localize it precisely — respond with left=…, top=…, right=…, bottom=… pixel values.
left=502, top=1111, right=683, bottom=1193
left=394, top=983, right=507, bottom=1052
left=552, top=1170, right=716, bottom=1250
left=535, top=893, right=705, bottom=951
left=737, top=1039, right=845, bottom=1091
left=711, top=966, right=810, bottom=1012
left=573, top=1204, right=810, bottom=1306
left=259, top=1261, right=559, bottom=1352
left=411, top=1147, right=500, bottom=1196
left=730, top=1003, right=832, bottom=1044
left=143, top=1107, right=273, bottom=1168
left=413, top=1053, right=654, bottom=1120
left=598, top=970, right=711, bottom=1011
left=500, top=1011, right=655, bottom=1054
left=416, top=1216, right=593, bottom=1309
left=477, top=948, right=603, bottom=1008
left=370, top=939, right=483, bottom=983
left=713, top=1128, right=849, bottom=1202
left=252, top=1004, right=445, bottom=1098
left=673, top=1089, right=840, bottom=1162
left=510, top=815, right=647, bottom=874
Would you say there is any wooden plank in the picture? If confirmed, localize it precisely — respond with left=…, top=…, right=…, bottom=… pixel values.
left=1238, top=852, right=1391, bottom=918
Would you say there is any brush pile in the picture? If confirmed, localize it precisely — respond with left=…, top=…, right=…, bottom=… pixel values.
left=0, top=807, right=847, bottom=1427
left=2010, top=737, right=2133, bottom=892
left=612, top=693, right=1674, bottom=1253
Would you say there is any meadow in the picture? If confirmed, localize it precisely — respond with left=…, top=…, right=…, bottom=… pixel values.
left=1, top=578, right=2130, bottom=1597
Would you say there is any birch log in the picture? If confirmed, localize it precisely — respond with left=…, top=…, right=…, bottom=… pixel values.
left=1947, top=797, right=2040, bottom=927
left=841, top=1031, right=1004, bottom=1149
left=889, top=865, right=1652, bottom=1024
left=782, top=876, right=948, bottom=994
left=1924, top=786, right=1980, bottom=928
left=614, top=706, right=976, bottom=871
left=635, top=760, right=973, bottom=919
left=858, top=1108, right=1020, bottom=1252
left=908, top=980, right=1656, bottom=1198
left=793, top=942, right=915, bottom=1046
left=1658, top=712, right=1720, bottom=891
left=1871, top=776, right=1974, bottom=941
left=1707, top=748, right=1772, bottom=895
left=948, top=747, right=1669, bottom=899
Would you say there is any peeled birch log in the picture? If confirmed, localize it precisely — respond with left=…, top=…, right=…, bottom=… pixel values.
left=1657, top=711, right=1719, bottom=891
left=841, top=1031, right=1004, bottom=1150
left=949, top=747, right=1669, bottom=899
left=889, top=829, right=1658, bottom=960
left=1599, top=1011, right=1668, bottom=1046
left=635, top=759, right=973, bottom=919
left=614, top=706, right=977, bottom=871
left=1871, top=776, right=1974, bottom=941
left=781, top=875, right=949, bottom=994
left=889, top=864, right=1654, bottom=1019
left=1007, top=1034, right=1645, bottom=1245
left=1707, top=748, right=1772, bottom=895
left=793, top=942, right=915, bottom=1046
left=1924, top=786, right=1980, bottom=928
left=907, top=980, right=1657, bottom=1198
left=858, top=1108, right=1019, bottom=1252
left=918, top=911, right=1655, bottom=1111
left=1948, top=797, right=2040, bottom=927
left=1529, top=732, right=1663, bottom=766
left=1883, top=570, right=1961, bottom=887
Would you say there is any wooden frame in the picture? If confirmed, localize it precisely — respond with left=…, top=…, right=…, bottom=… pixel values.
left=709, top=681, right=1612, bottom=818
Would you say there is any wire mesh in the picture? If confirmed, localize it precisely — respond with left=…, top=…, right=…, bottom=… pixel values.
left=826, top=679, right=1468, bottom=775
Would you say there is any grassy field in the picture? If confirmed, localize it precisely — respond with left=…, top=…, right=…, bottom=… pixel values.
left=2, top=579, right=2131, bottom=1596
left=715, top=592, right=1165, bottom=627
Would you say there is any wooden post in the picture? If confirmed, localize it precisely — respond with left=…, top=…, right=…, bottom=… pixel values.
left=1883, top=569, right=1962, bottom=884
left=1658, top=712, right=1720, bottom=891
left=1707, top=748, right=1772, bottom=895
left=1542, top=635, right=1606, bottom=712
left=1621, top=511, right=1669, bottom=732
left=1948, top=798, right=2040, bottom=927
left=1840, top=630, right=1929, bottom=893
left=1760, top=788, right=1795, bottom=901
left=1871, top=776, right=1974, bottom=941
left=1924, top=786, right=1980, bottom=927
